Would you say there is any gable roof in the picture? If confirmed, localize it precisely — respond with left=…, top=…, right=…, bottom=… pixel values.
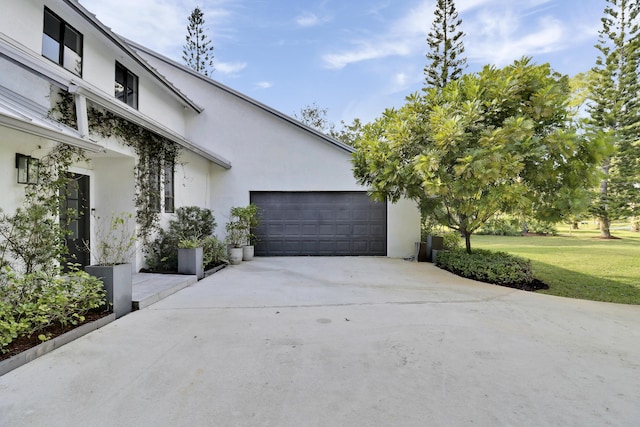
left=63, top=0, right=202, bottom=113
left=125, top=39, right=356, bottom=155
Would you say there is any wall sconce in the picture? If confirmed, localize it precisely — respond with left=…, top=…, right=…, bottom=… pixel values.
left=15, top=153, right=39, bottom=185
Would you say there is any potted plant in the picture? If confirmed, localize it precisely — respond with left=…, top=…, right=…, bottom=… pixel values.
left=225, top=218, right=245, bottom=265
left=233, top=204, right=260, bottom=261
left=178, top=237, right=204, bottom=279
left=84, top=212, right=136, bottom=318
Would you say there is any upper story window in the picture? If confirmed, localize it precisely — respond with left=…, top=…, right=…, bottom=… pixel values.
left=42, top=8, right=83, bottom=76
left=115, top=62, right=138, bottom=109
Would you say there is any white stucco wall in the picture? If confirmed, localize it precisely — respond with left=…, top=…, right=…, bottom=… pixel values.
left=2, top=1, right=188, bottom=137
left=0, top=129, right=57, bottom=214
left=136, top=53, right=420, bottom=257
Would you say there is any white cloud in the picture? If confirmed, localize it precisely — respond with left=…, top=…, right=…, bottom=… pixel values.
left=394, top=72, right=408, bottom=87
left=216, top=61, right=247, bottom=74
left=79, top=0, right=237, bottom=59
left=323, top=41, right=411, bottom=70
left=465, top=8, right=592, bottom=67
left=296, top=12, right=320, bottom=28
left=255, top=81, right=273, bottom=89
left=322, top=0, right=591, bottom=71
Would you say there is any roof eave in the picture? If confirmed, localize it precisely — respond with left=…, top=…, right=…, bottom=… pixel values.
left=62, top=0, right=203, bottom=114
left=127, top=39, right=355, bottom=155
left=69, top=83, right=231, bottom=169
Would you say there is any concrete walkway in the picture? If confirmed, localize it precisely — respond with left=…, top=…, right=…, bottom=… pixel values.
left=1, top=257, right=639, bottom=426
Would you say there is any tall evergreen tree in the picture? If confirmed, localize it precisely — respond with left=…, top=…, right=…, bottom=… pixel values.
left=182, top=6, right=215, bottom=77
left=587, top=0, right=640, bottom=237
left=424, top=0, right=467, bottom=89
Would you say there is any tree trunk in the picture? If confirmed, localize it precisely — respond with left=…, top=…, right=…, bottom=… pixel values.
left=464, top=231, right=472, bottom=254
left=599, top=216, right=612, bottom=238
left=599, top=158, right=612, bottom=238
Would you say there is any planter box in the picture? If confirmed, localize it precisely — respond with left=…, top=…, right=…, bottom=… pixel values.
left=85, top=264, right=132, bottom=318
left=0, top=313, right=116, bottom=377
left=242, top=245, right=254, bottom=261
left=229, top=247, right=243, bottom=265
left=415, top=235, right=444, bottom=262
left=178, top=247, right=204, bottom=280
left=432, top=249, right=448, bottom=264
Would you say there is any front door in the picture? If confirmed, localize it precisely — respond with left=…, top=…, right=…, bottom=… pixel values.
left=61, top=174, right=90, bottom=269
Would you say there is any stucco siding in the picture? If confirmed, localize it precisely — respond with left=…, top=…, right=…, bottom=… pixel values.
left=137, top=53, right=420, bottom=258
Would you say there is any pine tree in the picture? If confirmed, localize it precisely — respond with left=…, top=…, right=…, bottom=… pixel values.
left=182, top=6, right=215, bottom=77
left=587, top=0, right=640, bottom=237
left=423, top=0, right=467, bottom=89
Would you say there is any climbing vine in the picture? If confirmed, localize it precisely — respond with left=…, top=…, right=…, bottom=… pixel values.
left=51, top=89, right=180, bottom=243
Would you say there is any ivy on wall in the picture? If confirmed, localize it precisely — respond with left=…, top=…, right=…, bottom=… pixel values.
left=50, top=89, right=180, bottom=243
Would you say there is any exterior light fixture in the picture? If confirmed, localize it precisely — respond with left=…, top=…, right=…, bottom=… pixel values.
left=15, top=153, right=39, bottom=185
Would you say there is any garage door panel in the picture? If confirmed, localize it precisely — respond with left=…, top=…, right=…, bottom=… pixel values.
left=251, top=192, right=386, bottom=256
left=284, top=224, right=301, bottom=235
left=302, top=209, right=318, bottom=220
left=353, top=224, right=370, bottom=236
left=266, top=224, right=284, bottom=235
left=286, top=208, right=303, bottom=220
left=336, top=224, right=351, bottom=236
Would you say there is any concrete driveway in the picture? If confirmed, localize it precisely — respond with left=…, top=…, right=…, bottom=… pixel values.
left=1, top=257, right=639, bottom=426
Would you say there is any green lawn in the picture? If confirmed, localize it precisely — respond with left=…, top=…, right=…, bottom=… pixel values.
left=471, top=225, right=640, bottom=305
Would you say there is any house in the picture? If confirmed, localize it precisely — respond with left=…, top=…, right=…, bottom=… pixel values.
left=0, top=0, right=418, bottom=273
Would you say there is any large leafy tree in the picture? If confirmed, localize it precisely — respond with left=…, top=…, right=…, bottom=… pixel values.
left=586, top=0, right=640, bottom=237
left=424, top=0, right=466, bottom=89
left=353, top=58, right=605, bottom=253
left=182, top=6, right=215, bottom=77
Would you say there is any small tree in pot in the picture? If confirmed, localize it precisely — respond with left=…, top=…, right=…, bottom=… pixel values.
left=84, top=212, right=136, bottom=318
left=225, top=218, right=245, bottom=265
left=225, top=204, right=260, bottom=263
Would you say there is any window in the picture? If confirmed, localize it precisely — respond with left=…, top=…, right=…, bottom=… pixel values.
left=145, top=156, right=173, bottom=213
left=164, top=163, right=175, bottom=213
left=115, top=62, right=138, bottom=108
left=149, top=162, right=161, bottom=213
left=42, top=8, right=83, bottom=76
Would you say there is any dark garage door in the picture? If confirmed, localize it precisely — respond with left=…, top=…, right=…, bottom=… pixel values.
left=250, top=192, right=387, bottom=256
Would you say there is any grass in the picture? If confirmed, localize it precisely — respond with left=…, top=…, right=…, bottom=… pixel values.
left=471, top=224, right=640, bottom=305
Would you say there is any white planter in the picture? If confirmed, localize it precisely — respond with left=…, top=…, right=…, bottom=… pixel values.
left=229, top=247, right=243, bottom=265
left=178, top=247, right=204, bottom=280
left=242, top=245, right=254, bottom=261
left=84, top=263, right=132, bottom=318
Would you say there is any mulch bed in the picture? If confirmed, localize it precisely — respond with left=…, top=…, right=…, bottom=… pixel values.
left=0, top=309, right=112, bottom=362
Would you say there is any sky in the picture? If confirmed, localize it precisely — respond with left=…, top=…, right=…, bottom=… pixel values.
left=78, top=0, right=605, bottom=126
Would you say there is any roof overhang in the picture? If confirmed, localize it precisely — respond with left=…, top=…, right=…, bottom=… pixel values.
left=69, top=83, right=231, bottom=169
left=0, top=33, right=229, bottom=168
left=128, top=39, right=356, bottom=155
left=0, top=97, right=102, bottom=152
left=62, top=0, right=202, bottom=113
left=0, top=33, right=71, bottom=91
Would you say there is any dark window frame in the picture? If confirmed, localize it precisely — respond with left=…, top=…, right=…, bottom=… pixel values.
left=42, top=7, right=83, bottom=76
left=163, top=162, right=175, bottom=213
left=115, top=62, right=139, bottom=109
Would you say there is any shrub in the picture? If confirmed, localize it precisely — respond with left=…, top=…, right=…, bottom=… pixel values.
left=435, top=249, right=535, bottom=290
left=525, top=219, right=558, bottom=235
left=477, top=217, right=521, bottom=236
left=442, top=231, right=462, bottom=250
left=145, top=206, right=217, bottom=272
left=0, top=266, right=106, bottom=353
left=202, top=236, right=228, bottom=269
